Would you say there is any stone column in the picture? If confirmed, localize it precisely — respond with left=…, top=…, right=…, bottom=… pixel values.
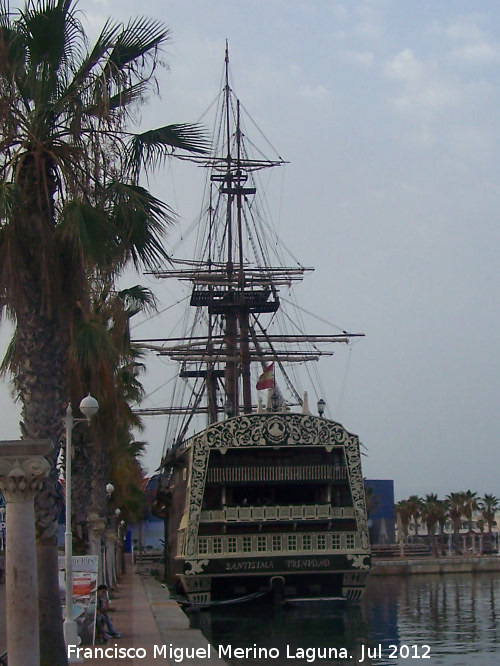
left=0, top=440, right=52, bottom=666
left=87, top=512, right=106, bottom=585
left=116, top=523, right=125, bottom=579
left=104, top=529, right=117, bottom=588
left=115, top=531, right=121, bottom=579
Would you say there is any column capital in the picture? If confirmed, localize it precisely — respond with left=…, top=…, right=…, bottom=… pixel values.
left=0, top=440, right=53, bottom=503
left=87, top=512, right=107, bottom=536
left=104, top=528, right=118, bottom=545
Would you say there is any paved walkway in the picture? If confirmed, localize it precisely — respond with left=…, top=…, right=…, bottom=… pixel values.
left=79, top=560, right=227, bottom=665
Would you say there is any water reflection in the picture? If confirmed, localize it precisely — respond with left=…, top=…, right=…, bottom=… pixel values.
left=200, top=602, right=369, bottom=665
left=201, top=573, right=500, bottom=665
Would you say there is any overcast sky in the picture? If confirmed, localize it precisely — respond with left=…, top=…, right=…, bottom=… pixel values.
left=1, top=1, right=499, bottom=501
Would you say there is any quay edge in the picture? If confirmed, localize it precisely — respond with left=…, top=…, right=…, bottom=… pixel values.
left=371, top=556, right=500, bottom=576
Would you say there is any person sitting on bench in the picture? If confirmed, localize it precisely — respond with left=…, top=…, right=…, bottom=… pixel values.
left=96, top=584, right=122, bottom=640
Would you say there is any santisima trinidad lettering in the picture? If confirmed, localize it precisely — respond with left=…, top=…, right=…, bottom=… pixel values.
left=225, top=560, right=274, bottom=571
left=285, top=558, right=330, bottom=568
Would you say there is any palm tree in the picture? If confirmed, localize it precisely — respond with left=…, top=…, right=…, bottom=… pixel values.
left=154, top=450, right=187, bottom=582
left=364, top=483, right=380, bottom=518
left=435, top=499, right=449, bottom=552
left=69, top=283, right=155, bottom=548
left=478, top=493, right=499, bottom=549
left=421, top=494, right=441, bottom=556
left=0, top=2, right=205, bottom=663
left=462, top=490, right=479, bottom=531
left=109, top=431, right=148, bottom=522
left=395, top=500, right=412, bottom=545
left=446, top=491, right=465, bottom=552
left=405, top=494, right=423, bottom=539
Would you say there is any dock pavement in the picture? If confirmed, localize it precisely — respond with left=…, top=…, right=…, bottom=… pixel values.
left=79, top=557, right=227, bottom=666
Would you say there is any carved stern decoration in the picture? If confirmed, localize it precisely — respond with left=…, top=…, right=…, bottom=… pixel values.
left=167, top=413, right=371, bottom=604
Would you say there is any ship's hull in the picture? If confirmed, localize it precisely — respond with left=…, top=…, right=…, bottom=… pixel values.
left=179, top=554, right=370, bottom=605
left=164, top=411, right=371, bottom=605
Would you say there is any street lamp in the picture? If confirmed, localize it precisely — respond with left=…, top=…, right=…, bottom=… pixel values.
left=0, top=505, right=5, bottom=551
left=63, top=394, right=99, bottom=654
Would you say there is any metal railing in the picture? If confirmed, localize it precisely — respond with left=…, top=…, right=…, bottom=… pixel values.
left=207, top=464, right=347, bottom=483
left=200, top=504, right=355, bottom=523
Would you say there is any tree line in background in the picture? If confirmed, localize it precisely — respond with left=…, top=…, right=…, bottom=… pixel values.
left=395, top=492, right=500, bottom=556
left=0, top=1, right=206, bottom=664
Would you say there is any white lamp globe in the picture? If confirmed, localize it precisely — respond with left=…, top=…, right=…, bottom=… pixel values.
left=79, top=394, right=99, bottom=420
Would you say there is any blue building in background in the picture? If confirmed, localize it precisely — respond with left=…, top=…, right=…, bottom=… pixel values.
left=364, top=479, right=395, bottom=544
left=128, top=475, right=164, bottom=552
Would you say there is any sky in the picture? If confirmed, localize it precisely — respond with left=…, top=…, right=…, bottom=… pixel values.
left=1, top=0, right=499, bottom=502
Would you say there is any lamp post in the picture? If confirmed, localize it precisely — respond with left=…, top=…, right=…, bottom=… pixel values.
left=114, top=508, right=121, bottom=578
left=103, top=483, right=115, bottom=586
left=0, top=505, right=5, bottom=551
left=63, top=394, right=99, bottom=653
left=115, top=513, right=125, bottom=577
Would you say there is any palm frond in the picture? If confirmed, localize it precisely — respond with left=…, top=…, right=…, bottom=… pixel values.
left=67, top=17, right=120, bottom=91
left=0, top=181, right=18, bottom=221
left=107, top=181, right=175, bottom=269
left=102, top=15, right=169, bottom=75
left=69, top=317, right=119, bottom=389
left=19, top=0, right=82, bottom=79
left=84, top=79, right=149, bottom=117
left=117, top=285, right=157, bottom=315
left=128, top=123, right=208, bottom=177
left=0, top=330, right=16, bottom=377
left=0, top=21, right=27, bottom=81
left=53, top=18, right=120, bottom=117
left=57, top=200, right=118, bottom=268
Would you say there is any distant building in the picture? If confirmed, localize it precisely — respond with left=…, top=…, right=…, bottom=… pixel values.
left=364, top=479, right=395, bottom=544
left=128, top=475, right=164, bottom=551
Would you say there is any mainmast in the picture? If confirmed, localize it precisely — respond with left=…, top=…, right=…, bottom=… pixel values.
left=142, top=46, right=364, bottom=428
left=211, top=45, right=263, bottom=416
left=222, top=42, right=238, bottom=416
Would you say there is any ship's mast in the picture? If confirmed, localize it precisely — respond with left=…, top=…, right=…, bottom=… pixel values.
left=141, top=46, right=364, bottom=428
left=222, top=43, right=238, bottom=416
left=236, top=100, right=253, bottom=414
left=217, top=45, right=258, bottom=416
left=206, top=185, right=219, bottom=424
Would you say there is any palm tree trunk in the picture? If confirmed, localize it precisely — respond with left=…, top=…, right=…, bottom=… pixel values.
left=88, top=443, right=111, bottom=584
left=72, top=428, right=93, bottom=553
left=37, top=537, right=67, bottom=666
left=14, top=292, right=68, bottom=666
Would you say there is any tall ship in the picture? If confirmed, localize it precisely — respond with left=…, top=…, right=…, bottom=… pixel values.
left=141, top=47, right=371, bottom=605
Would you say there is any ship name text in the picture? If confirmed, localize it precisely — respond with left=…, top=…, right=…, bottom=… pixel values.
left=225, top=560, right=274, bottom=571
left=224, top=557, right=332, bottom=572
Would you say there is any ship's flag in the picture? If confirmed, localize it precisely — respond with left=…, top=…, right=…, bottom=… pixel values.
left=256, top=363, right=274, bottom=390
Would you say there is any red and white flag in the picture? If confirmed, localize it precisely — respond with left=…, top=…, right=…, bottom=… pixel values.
left=256, top=363, right=274, bottom=390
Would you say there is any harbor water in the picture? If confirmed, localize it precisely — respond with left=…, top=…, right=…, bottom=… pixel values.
left=1, top=572, right=499, bottom=664
left=198, top=572, right=500, bottom=665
